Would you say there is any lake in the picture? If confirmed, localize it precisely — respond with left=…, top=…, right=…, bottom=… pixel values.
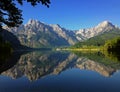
left=0, top=50, right=120, bottom=92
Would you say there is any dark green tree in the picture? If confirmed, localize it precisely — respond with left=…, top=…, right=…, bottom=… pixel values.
left=104, top=37, right=120, bottom=52
left=0, top=0, right=50, bottom=29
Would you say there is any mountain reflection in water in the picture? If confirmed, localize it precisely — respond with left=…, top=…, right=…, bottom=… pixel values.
left=1, top=51, right=120, bottom=81
left=1, top=51, right=120, bottom=92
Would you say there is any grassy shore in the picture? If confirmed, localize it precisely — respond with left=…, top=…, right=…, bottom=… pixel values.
left=59, top=46, right=102, bottom=52
left=61, top=48, right=100, bottom=52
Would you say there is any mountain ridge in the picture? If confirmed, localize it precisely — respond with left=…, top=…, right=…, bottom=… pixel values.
left=3, top=19, right=120, bottom=48
left=3, top=19, right=78, bottom=48
left=76, top=20, right=119, bottom=41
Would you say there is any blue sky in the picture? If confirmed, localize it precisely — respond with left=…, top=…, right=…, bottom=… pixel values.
left=17, top=0, right=120, bottom=30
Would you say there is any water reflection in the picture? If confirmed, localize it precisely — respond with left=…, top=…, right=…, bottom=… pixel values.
left=103, top=50, right=120, bottom=62
left=1, top=51, right=120, bottom=92
left=0, top=52, right=22, bottom=74
left=1, top=51, right=77, bottom=80
left=1, top=51, right=120, bottom=81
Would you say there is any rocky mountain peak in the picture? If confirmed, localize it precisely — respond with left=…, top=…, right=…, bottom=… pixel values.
left=76, top=20, right=117, bottom=41
left=26, top=19, right=45, bottom=26
left=4, top=19, right=78, bottom=48
left=97, top=21, right=115, bottom=28
left=27, top=19, right=37, bottom=25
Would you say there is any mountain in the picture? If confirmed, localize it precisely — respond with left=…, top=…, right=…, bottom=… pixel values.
left=74, top=29, right=120, bottom=47
left=3, top=20, right=120, bottom=48
left=73, top=21, right=120, bottom=47
left=75, top=21, right=119, bottom=41
left=4, top=19, right=78, bottom=48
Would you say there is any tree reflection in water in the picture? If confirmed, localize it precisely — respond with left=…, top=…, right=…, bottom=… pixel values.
left=0, top=51, right=29, bottom=74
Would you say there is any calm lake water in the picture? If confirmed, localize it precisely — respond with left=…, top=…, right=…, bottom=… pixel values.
left=0, top=50, right=120, bottom=92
